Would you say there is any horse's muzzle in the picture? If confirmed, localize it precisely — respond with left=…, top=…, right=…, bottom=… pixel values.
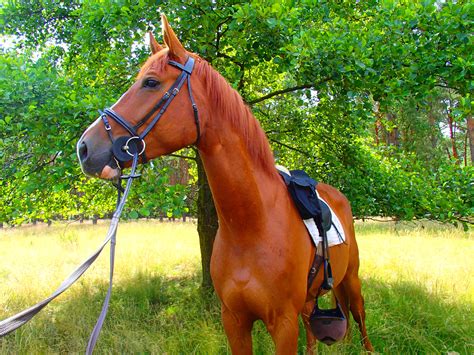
left=77, top=137, right=120, bottom=180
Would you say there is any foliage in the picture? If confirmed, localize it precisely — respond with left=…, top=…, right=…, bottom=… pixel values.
left=0, top=0, right=472, bottom=227
left=341, top=147, right=473, bottom=226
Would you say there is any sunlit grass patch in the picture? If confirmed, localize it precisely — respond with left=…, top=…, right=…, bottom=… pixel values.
left=354, top=220, right=473, bottom=354
left=355, top=220, right=473, bottom=303
left=1, top=220, right=473, bottom=353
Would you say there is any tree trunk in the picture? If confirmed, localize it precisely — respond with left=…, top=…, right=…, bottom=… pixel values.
left=464, top=129, right=468, bottom=167
left=196, top=153, right=218, bottom=290
left=446, top=147, right=451, bottom=160
left=373, top=101, right=381, bottom=145
left=467, top=115, right=474, bottom=165
left=447, top=109, right=459, bottom=160
left=427, top=102, right=438, bottom=149
left=386, top=112, right=399, bottom=147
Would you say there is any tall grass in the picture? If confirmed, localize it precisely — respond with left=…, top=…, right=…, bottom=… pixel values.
left=0, top=220, right=472, bottom=353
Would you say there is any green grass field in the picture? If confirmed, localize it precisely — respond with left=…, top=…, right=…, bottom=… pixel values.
left=1, top=221, right=473, bottom=354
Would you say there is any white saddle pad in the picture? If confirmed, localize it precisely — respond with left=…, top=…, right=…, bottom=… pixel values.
left=303, top=191, right=345, bottom=247
left=275, top=165, right=346, bottom=248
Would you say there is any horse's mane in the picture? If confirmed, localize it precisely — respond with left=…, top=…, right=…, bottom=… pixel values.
left=194, top=58, right=277, bottom=177
left=139, top=51, right=278, bottom=178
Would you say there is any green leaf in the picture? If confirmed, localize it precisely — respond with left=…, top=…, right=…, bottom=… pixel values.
left=139, top=207, right=150, bottom=217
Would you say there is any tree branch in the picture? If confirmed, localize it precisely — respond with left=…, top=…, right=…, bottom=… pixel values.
left=247, top=77, right=332, bottom=105
left=215, top=16, right=233, bottom=52
left=170, top=153, right=196, bottom=161
left=269, top=138, right=316, bottom=159
left=456, top=216, right=474, bottom=225
left=237, top=62, right=246, bottom=93
left=357, top=217, right=398, bottom=222
left=4, top=153, right=34, bottom=167
left=435, top=83, right=456, bottom=90
left=216, top=52, right=246, bottom=68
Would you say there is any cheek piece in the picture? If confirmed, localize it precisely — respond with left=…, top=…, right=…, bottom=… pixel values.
left=99, top=56, right=200, bottom=165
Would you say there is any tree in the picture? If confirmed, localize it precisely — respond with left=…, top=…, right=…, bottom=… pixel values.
left=1, top=0, right=472, bottom=289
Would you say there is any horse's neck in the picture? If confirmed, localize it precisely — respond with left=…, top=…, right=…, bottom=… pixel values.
left=198, top=115, right=279, bottom=234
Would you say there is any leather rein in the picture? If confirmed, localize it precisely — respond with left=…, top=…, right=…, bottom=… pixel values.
left=0, top=56, right=200, bottom=354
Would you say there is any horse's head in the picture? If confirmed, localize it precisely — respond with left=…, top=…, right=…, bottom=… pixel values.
left=77, top=15, right=205, bottom=180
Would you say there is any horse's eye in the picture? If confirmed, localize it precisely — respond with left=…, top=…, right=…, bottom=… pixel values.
left=143, top=78, right=160, bottom=88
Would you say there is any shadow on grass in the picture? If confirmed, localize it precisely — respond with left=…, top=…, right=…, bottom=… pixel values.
left=1, top=273, right=226, bottom=354
left=1, top=273, right=473, bottom=354
left=360, top=277, right=473, bottom=354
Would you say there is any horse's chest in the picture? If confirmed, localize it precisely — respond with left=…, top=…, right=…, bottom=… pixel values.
left=211, top=247, right=300, bottom=319
left=211, top=240, right=293, bottom=290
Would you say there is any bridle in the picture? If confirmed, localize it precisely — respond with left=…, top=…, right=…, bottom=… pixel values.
left=99, top=56, right=200, bottom=165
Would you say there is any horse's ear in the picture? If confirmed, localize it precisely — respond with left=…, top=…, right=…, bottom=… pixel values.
left=149, top=31, right=163, bottom=54
left=161, top=14, right=187, bottom=59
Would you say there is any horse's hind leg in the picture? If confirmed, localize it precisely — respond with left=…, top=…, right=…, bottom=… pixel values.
left=221, top=306, right=253, bottom=355
left=332, top=283, right=350, bottom=338
left=342, top=266, right=374, bottom=351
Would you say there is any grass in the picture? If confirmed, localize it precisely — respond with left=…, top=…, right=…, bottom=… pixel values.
left=0, top=220, right=473, bottom=354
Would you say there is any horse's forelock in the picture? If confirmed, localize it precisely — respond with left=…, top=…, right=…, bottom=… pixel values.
left=137, top=49, right=170, bottom=79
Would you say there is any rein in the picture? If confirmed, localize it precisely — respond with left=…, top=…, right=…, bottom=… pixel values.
left=0, top=56, right=199, bottom=353
left=0, top=154, right=139, bottom=354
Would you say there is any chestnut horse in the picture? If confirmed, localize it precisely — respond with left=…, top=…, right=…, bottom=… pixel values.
left=77, top=15, right=373, bottom=354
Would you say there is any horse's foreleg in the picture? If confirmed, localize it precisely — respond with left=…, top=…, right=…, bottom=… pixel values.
left=221, top=306, right=253, bottom=355
left=266, top=312, right=299, bottom=355
left=301, top=301, right=317, bottom=354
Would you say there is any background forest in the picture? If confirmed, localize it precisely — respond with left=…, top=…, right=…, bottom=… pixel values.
left=0, top=0, right=472, bottom=229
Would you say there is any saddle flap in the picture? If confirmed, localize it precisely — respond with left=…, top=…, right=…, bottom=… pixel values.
left=319, top=198, right=332, bottom=232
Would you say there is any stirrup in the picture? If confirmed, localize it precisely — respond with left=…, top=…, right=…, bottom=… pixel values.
left=309, top=300, right=347, bottom=345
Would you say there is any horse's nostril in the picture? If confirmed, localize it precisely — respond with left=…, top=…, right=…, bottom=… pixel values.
left=78, top=141, right=88, bottom=161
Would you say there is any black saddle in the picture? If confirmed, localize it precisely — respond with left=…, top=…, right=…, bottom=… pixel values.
left=278, top=168, right=335, bottom=290
left=278, top=169, right=332, bottom=233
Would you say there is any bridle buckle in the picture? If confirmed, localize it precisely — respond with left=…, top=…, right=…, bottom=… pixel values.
left=101, top=114, right=112, bottom=131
